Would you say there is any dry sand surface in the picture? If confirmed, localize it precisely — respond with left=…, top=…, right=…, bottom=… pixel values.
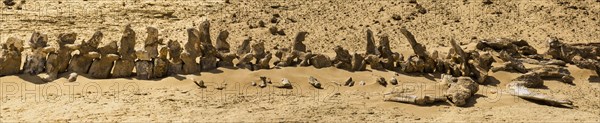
left=1, top=0, right=600, bottom=122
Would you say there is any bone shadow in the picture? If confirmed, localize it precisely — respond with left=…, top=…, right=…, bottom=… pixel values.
left=17, top=74, right=47, bottom=84
left=461, top=94, right=487, bottom=107
left=485, top=76, right=501, bottom=86
left=522, top=98, right=573, bottom=109
left=588, top=75, right=600, bottom=83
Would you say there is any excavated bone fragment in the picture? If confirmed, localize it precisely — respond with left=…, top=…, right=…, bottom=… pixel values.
left=0, top=37, right=24, bottom=76
left=192, top=78, right=206, bottom=88
left=215, top=30, right=230, bottom=53
left=23, top=32, right=50, bottom=75
left=113, top=25, right=137, bottom=78
left=491, top=51, right=528, bottom=73
left=333, top=46, right=352, bottom=71
left=292, top=32, right=308, bottom=52
left=376, top=76, right=387, bottom=87
left=308, top=76, right=322, bottom=88
left=344, top=77, right=354, bottom=87
left=506, top=82, right=573, bottom=108
left=167, top=40, right=183, bottom=74
left=256, top=52, right=272, bottom=70
left=298, top=51, right=314, bottom=66
left=70, top=31, right=102, bottom=74
left=390, top=77, right=398, bottom=85
left=512, top=72, right=543, bottom=88
left=46, top=33, right=77, bottom=79
left=377, top=34, right=393, bottom=59
left=365, top=55, right=384, bottom=70
left=275, top=78, right=293, bottom=89
left=68, top=73, right=78, bottom=82
left=236, top=53, right=255, bottom=70
left=384, top=74, right=479, bottom=107
left=365, top=29, right=379, bottom=55
left=445, top=76, right=479, bottom=106
left=351, top=53, right=367, bottom=71
left=153, top=46, right=169, bottom=78
left=236, top=37, right=252, bottom=55
left=259, top=76, right=270, bottom=88
left=135, top=27, right=161, bottom=79
left=310, top=54, right=332, bottom=68
left=88, top=41, right=119, bottom=79
left=251, top=41, right=267, bottom=63
left=527, top=65, right=575, bottom=84
left=181, top=28, right=201, bottom=74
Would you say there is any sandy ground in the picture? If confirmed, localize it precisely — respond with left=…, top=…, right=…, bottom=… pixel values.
left=1, top=0, right=600, bottom=122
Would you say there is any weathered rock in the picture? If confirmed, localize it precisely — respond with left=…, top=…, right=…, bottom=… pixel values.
left=68, top=73, right=78, bottom=82
left=153, top=46, right=169, bottom=78
left=0, top=37, right=24, bottom=76
left=310, top=54, right=332, bottom=68
left=236, top=37, right=252, bottom=55
left=215, top=30, right=230, bottom=53
left=366, top=55, right=384, bottom=70
left=365, top=29, right=379, bottom=55
left=70, top=31, right=102, bottom=74
left=308, top=76, right=322, bottom=88
left=351, top=53, right=367, bottom=71
left=292, top=32, right=308, bottom=52
left=23, top=32, right=49, bottom=75
left=512, top=72, right=544, bottom=88
left=113, top=25, right=137, bottom=78
left=333, top=46, right=352, bottom=70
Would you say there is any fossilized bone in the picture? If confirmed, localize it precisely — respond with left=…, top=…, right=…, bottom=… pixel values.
left=384, top=74, right=478, bottom=107
left=69, top=31, right=103, bottom=74
left=0, top=37, right=24, bottom=76
left=112, top=25, right=137, bottom=78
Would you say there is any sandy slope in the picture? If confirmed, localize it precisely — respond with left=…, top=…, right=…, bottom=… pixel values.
left=1, top=0, right=600, bottom=122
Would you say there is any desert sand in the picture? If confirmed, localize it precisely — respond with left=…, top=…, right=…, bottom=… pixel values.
left=1, top=0, right=600, bottom=122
